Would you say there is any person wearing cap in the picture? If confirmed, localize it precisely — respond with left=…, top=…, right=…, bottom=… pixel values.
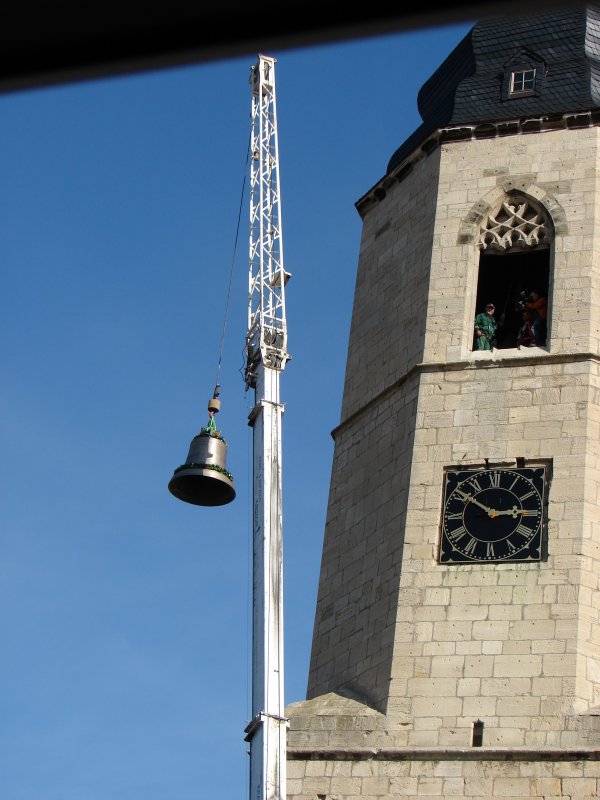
left=474, top=302, right=497, bottom=350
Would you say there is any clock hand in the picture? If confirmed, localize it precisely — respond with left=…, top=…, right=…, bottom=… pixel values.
left=493, top=506, right=519, bottom=518
left=494, top=506, right=539, bottom=518
left=455, top=489, right=497, bottom=517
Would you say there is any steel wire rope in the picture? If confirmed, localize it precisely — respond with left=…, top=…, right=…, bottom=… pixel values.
left=208, top=133, right=251, bottom=797
left=214, top=135, right=250, bottom=394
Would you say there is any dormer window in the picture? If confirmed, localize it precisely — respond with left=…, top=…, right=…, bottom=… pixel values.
left=510, top=68, right=536, bottom=95
left=502, top=51, right=545, bottom=102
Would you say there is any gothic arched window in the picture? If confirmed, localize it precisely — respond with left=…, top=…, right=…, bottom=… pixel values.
left=473, top=195, right=551, bottom=350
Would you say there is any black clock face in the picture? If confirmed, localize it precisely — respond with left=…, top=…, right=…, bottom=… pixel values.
left=439, top=467, right=547, bottom=563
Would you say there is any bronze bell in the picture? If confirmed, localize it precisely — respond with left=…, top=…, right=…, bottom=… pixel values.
left=168, top=394, right=236, bottom=507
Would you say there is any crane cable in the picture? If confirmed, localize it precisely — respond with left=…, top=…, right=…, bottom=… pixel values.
left=213, top=135, right=251, bottom=396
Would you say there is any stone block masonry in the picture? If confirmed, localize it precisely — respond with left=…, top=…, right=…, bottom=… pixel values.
left=289, top=14, right=600, bottom=795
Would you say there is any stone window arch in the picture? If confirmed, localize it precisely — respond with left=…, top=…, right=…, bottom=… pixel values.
left=473, top=193, right=552, bottom=351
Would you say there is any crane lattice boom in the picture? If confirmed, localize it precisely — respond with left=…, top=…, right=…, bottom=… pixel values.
left=246, top=55, right=290, bottom=388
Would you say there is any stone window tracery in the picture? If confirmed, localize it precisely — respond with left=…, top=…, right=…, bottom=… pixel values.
left=480, top=200, right=549, bottom=252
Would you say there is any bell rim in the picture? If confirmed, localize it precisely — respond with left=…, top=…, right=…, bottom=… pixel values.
left=168, top=464, right=236, bottom=506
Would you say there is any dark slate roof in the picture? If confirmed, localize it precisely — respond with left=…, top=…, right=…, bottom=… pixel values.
left=387, top=4, right=600, bottom=173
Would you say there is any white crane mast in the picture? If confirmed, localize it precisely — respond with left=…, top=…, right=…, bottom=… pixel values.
left=244, top=54, right=289, bottom=800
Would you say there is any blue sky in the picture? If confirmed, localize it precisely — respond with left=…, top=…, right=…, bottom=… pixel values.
left=1, top=20, right=473, bottom=799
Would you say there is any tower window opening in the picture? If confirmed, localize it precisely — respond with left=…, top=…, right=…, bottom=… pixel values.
left=474, top=249, right=549, bottom=350
left=474, top=197, right=551, bottom=351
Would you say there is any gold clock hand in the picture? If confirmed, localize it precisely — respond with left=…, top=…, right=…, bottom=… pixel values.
left=493, top=506, right=519, bottom=518
left=455, top=489, right=497, bottom=517
left=494, top=506, right=538, bottom=518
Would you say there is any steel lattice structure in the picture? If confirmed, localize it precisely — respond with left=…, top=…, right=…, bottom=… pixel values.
left=244, top=54, right=289, bottom=800
left=246, top=55, right=290, bottom=388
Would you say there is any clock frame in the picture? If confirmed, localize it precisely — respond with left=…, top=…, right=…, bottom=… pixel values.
left=439, top=464, right=549, bottom=564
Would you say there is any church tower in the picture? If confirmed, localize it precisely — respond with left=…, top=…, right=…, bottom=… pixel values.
left=287, top=6, right=600, bottom=798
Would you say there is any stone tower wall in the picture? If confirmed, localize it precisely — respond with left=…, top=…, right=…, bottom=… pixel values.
left=340, top=148, right=441, bottom=420
left=382, top=126, right=600, bottom=745
left=307, top=150, right=441, bottom=708
left=292, top=123, right=600, bottom=797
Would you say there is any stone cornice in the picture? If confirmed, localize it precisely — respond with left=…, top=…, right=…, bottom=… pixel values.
left=332, top=351, right=600, bottom=440
left=356, top=110, right=600, bottom=219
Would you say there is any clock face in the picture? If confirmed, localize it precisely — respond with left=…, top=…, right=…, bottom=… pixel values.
left=439, top=466, right=547, bottom=564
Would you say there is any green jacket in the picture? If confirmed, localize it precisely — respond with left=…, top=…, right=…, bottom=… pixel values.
left=474, top=312, right=497, bottom=341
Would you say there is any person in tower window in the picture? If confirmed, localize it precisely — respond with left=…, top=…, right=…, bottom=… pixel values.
left=517, top=310, right=534, bottom=347
left=525, top=291, right=547, bottom=346
left=474, top=302, right=497, bottom=350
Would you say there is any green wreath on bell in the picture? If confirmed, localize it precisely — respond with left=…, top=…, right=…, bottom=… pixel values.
left=174, top=462, right=234, bottom=482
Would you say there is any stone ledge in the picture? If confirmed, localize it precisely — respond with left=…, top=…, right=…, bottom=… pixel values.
left=287, top=746, right=600, bottom=761
left=332, top=351, right=600, bottom=438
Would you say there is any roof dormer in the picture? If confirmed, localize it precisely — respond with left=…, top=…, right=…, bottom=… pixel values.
left=502, top=48, right=547, bottom=101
